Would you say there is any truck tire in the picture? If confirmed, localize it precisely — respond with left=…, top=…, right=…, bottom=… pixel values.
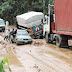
left=56, top=35, right=68, bottom=47
left=45, top=33, right=49, bottom=43
left=32, top=35, right=35, bottom=39
left=61, top=36, right=68, bottom=47
left=56, top=34, right=62, bottom=47
left=40, top=35, right=43, bottom=39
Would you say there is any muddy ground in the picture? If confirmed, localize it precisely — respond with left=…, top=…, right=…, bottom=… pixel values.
left=0, top=32, right=72, bottom=72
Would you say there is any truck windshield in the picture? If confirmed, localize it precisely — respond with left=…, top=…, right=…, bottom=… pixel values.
left=0, top=20, right=4, bottom=25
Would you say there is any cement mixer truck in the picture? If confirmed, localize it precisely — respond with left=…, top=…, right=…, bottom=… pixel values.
left=16, top=11, right=44, bottom=38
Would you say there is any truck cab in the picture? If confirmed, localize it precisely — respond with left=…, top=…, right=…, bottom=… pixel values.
left=0, top=19, right=5, bottom=32
left=43, top=4, right=55, bottom=38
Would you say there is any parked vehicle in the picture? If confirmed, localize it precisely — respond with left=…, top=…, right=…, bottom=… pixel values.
left=43, top=0, right=72, bottom=47
left=0, top=18, right=5, bottom=32
left=16, top=11, right=44, bottom=39
left=11, top=29, right=32, bottom=45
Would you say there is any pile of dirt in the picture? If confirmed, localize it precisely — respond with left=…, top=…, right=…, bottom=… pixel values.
left=32, top=40, right=43, bottom=46
left=0, top=38, right=16, bottom=54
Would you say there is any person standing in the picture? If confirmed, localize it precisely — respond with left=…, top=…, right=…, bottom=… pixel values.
left=4, top=29, right=9, bottom=41
left=8, top=29, right=10, bottom=41
left=9, top=29, right=15, bottom=43
left=5, top=21, right=9, bottom=30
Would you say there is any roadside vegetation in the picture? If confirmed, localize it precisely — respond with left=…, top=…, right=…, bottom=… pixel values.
left=0, top=57, right=11, bottom=72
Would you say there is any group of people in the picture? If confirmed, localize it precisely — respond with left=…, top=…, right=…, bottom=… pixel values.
left=4, top=29, right=17, bottom=42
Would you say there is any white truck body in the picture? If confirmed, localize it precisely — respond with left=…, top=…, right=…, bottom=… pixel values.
left=43, top=4, right=51, bottom=37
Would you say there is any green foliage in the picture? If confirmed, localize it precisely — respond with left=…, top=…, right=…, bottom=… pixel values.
left=32, top=1, right=43, bottom=11
left=0, top=57, right=11, bottom=72
left=0, top=0, right=54, bottom=25
left=49, top=0, right=54, bottom=5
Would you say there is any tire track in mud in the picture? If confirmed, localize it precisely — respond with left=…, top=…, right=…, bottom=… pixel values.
left=24, top=52, right=57, bottom=72
left=16, top=40, right=72, bottom=72
left=13, top=41, right=72, bottom=72
left=6, top=45, right=26, bottom=72
left=24, top=51, right=72, bottom=72
left=33, top=39, right=72, bottom=61
left=17, top=51, right=56, bottom=72
left=0, top=39, right=22, bottom=66
left=16, top=46, right=64, bottom=72
left=42, top=45, right=72, bottom=66
left=16, top=44, right=55, bottom=72
left=39, top=53, right=72, bottom=72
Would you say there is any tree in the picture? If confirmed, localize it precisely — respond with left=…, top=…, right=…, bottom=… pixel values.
left=0, top=0, right=54, bottom=25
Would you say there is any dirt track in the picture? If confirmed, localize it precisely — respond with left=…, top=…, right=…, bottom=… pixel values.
left=0, top=32, right=72, bottom=72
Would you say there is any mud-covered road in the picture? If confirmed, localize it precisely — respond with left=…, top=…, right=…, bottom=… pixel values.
left=0, top=32, right=72, bottom=72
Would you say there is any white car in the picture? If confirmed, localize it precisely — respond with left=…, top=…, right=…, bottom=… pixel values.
left=0, top=18, right=5, bottom=32
left=12, top=29, right=32, bottom=44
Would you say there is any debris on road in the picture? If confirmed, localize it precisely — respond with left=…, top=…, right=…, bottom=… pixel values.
left=33, top=40, right=43, bottom=46
left=33, top=64, right=41, bottom=72
left=33, top=64, right=38, bottom=68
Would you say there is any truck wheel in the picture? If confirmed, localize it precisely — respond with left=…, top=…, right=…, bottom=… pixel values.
left=56, top=35, right=68, bottom=48
left=61, top=36, right=68, bottom=47
left=40, top=35, right=43, bottom=39
left=37, top=36, right=40, bottom=39
left=56, top=35, right=61, bottom=47
left=45, top=33, right=49, bottom=43
left=32, top=35, right=36, bottom=39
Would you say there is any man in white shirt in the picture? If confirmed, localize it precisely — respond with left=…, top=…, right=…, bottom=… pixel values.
left=4, top=29, right=10, bottom=41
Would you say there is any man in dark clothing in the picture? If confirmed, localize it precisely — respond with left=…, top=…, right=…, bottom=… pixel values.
left=14, top=29, right=17, bottom=35
left=9, top=29, right=15, bottom=43
left=10, top=29, right=14, bottom=36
